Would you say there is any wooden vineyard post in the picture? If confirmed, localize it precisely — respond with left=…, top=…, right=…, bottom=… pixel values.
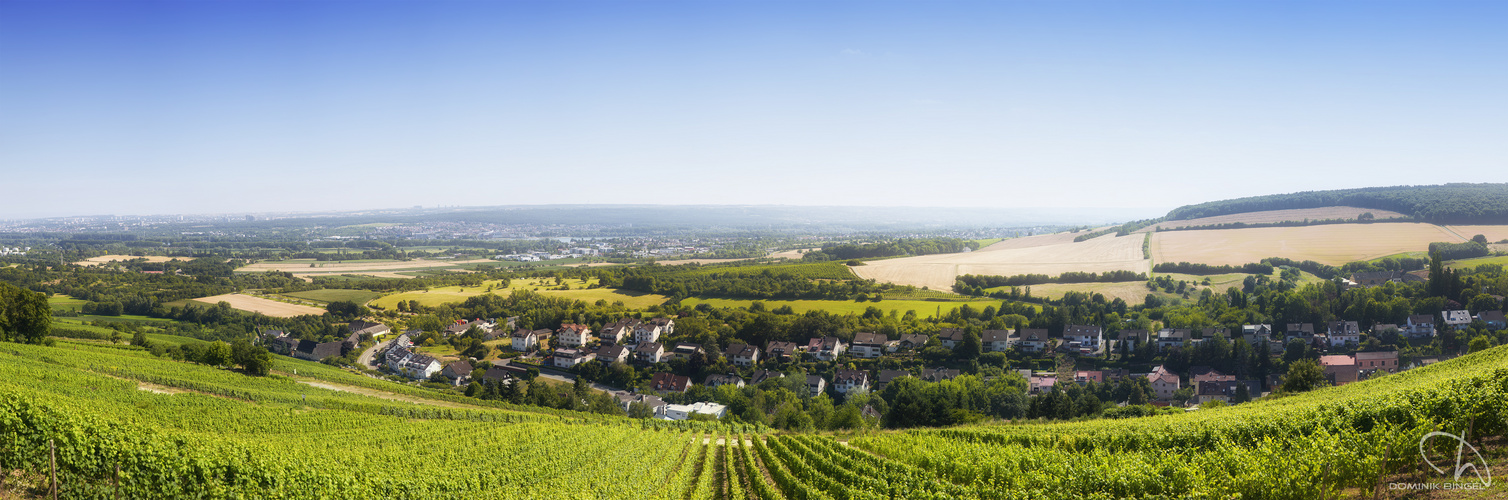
left=114, top=462, right=121, bottom=500
left=49, top=439, right=57, bottom=500
left=1374, top=444, right=1390, bottom=500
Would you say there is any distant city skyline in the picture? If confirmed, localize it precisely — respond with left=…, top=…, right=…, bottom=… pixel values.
left=2, top=1, right=1503, bottom=219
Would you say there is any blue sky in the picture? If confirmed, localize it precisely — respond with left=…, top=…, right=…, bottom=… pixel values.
left=1, top=0, right=1504, bottom=219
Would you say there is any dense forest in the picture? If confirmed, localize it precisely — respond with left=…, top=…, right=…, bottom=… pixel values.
left=1163, top=183, right=1508, bottom=224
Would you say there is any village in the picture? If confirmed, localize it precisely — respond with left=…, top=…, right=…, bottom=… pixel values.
left=259, top=304, right=1507, bottom=422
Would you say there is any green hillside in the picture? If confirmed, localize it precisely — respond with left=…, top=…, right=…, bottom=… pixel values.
left=1165, top=183, right=1508, bottom=224
left=1, top=339, right=1504, bottom=498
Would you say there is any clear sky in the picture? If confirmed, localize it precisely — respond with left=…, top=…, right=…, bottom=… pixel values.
left=2, top=0, right=1504, bottom=219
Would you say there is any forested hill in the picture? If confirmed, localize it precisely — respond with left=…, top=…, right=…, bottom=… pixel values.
left=1165, top=183, right=1508, bottom=224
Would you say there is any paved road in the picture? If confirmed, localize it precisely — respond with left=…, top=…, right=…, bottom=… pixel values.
left=356, top=339, right=391, bottom=369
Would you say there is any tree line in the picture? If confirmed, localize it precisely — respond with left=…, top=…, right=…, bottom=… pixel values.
left=1164, top=183, right=1508, bottom=224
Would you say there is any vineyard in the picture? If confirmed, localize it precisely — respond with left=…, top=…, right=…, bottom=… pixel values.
left=1, top=340, right=1506, bottom=498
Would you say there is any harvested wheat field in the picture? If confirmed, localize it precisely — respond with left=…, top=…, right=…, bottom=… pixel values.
left=1139, top=207, right=1410, bottom=232
left=76, top=255, right=180, bottom=266
left=852, top=232, right=1149, bottom=291
left=190, top=293, right=326, bottom=317
left=767, top=248, right=820, bottom=260
left=1447, top=225, right=1508, bottom=243
left=1151, top=223, right=1465, bottom=267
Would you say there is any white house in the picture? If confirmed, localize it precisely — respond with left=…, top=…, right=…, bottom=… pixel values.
left=1327, top=321, right=1361, bottom=347
left=511, top=329, right=539, bottom=352
left=850, top=333, right=887, bottom=359
left=1063, top=325, right=1103, bottom=351
left=633, top=323, right=664, bottom=344
left=1019, top=329, right=1050, bottom=353
left=833, top=369, right=869, bottom=394
left=1406, top=315, right=1436, bottom=338
left=1442, top=310, right=1472, bottom=329
left=384, top=347, right=441, bottom=379
left=725, top=343, right=760, bottom=367
left=635, top=342, right=665, bottom=364
left=1157, top=329, right=1189, bottom=350
left=556, top=324, right=594, bottom=347
left=553, top=349, right=595, bottom=368
left=981, top=329, right=1017, bottom=353
left=663, top=401, right=726, bottom=421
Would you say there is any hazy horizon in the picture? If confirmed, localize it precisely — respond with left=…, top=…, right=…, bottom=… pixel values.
left=3, top=1, right=1503, bottom=219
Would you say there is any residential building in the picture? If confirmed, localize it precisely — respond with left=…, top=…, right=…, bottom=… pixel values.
left=647, top=317, right=676, bottom=334
left=481, top=362, right=515, bottom=383
left=634, top=342, right=665, bottom=364
left=1074, top=370, right=1103, bottom=385
left=556, top=324, right=594, bottom=347
left=810, top=336, right=846, bottom=361
left=806, top=375, right=827, bottom=397
left=1443, top=310, right=1472, bottom=329
left=293, top=340, right=343, bottom=361
left=1063, top=324, right=1103, bottom=351
left=876, top=369, right=910, bottom=390
left=650, top=372, right=692, bottom=393
left=441, top=360, right=473, bottom=385
left=633, top=323, right=664, bottom=344
left=725, top=343, right=760, bottom=367
left=670, top=343, right=704, bottom=361
left=1241, top=324, right=1273, bottom=345
left=1319, top=355, right=1359, bottom=386
left=850, top=332, right=887, bottom=359
left=765, top=341, right=799, bottom=362
left=938, top=328, right=965, bottom=348
left=1148, top=365, right=1180, bottom=400
left=1190, top=366, right=1234, bottom=385
left=897, top=333, right=930, bottom=350
left=663, top=401, right=726, bottom=421
left=598, top=319, right=636, bottom=344
left=1156, top=329, right=1189, bottom=350
left=752, top=370, right=784, bottom=385
left=384, top=347, right=441, bottom=379
left=1120, top=330, right=1151, bottom=351
left=1019, top=329, right=1050, bottom=353
left=1480, top=310, right=1506, bottom=331
left=348, top=320, right=391, bottom=339
left=981, top=329, right=1016, bottom=353
left=1285, top=323, right=1316, bottom=343
left=613, top=392, right=667, bottom=417
left=1406, top=315, right=1436, bottom=338
left=1327, top=321, right=1361, bottom=347
left=553, top=349, right=595, bottom=368
left=510, top=329, right=540, bottom=352
left=1028, top=375, right=1056, bottom=394
left=1197, top=380, right=1261, bottom=404
left=704, top=374, right=745, bottom=388
left=1354, top=350, right=1399, bottom=375
left=834, top=370, right=869, bottom=394
left=919, top=368, right=961, bottom=383
left=582, top=342, right=621, bottom=363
